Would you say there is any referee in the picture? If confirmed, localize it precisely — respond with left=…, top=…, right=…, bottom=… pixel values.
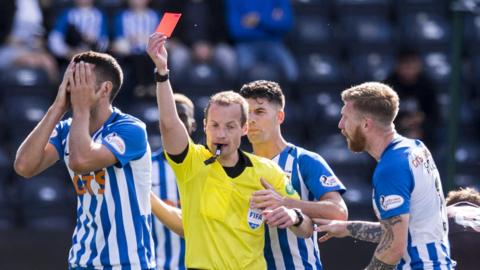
left=147, top=33, right=313, bottom=270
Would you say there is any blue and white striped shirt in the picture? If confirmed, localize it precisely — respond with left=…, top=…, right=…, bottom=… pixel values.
left=113, top=9, right=160, bottom=54
left=49, top=107, right=156, bottom=270
left=265, top=144, right=346, bottom=270
left=151, top=151, right=185, bottom=270
left=48, top=6, right=108, bottom=57
left=372, top=135, right=453, bottom=270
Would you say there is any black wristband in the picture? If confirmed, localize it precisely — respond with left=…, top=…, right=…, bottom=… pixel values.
left=154, top=68, right=169, bottom=83
left=292, top=208, right=304, bottom=227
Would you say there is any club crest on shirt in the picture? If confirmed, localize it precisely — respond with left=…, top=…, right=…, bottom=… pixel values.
left=285, top=183, right=296, bottom=195
left=105, top=132, right=126, bottom=154
left=319, top=175, right=339, bottom=187
left=380, top=195, right=404, bottom=211
left=247, top=207, right=263, bottom=230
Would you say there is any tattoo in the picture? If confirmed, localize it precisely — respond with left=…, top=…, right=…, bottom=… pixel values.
left=376, top=216, right=402, bottom=254
left=347, top=221, right=382, bottom=243
left=365, top=256, right=396, bottom=270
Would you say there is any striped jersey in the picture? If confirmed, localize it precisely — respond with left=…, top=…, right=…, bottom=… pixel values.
left=265, top=144, right=346, bottom=270
left=151, top=151, right=185, bottom=270
left=48, top=6, right=108, bottom=57
left=49, top=107, right=156, bottom=270
left=113, top=9, right=160, bottom=54
left=372, top=135, right=453, bottom=270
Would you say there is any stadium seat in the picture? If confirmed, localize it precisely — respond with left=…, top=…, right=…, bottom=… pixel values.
left=0, top=180, right=15, bottom=229
left=348, top=51, right=395, bottom=83
left=339, top=16, right=395, bottom=53
left=294, top=15, right=338, bottom=54
left=175, top=62, right=230, bottom=96
left=399, top=12, right=451, bottom=51
left=394, top=0, right=448, bottom=15
left=125, top=101, right=163, bottom=151
left=421, top=51, right=451, bottom=85
left=17, top=175, right=74, bottom=230
left=297, top=52, right=345, bottom=89
left=0, top=67, right=52, bottom=98
left=291, top=0, right=331, bottom=16
left=332, top=0, right=390, bottom=17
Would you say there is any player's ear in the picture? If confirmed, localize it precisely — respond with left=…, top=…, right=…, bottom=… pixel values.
left=99, top=81, right=112, bottom=99
left=203, top=118, right=207, bottom=133
left=242, top=121, right=248, bottom=136
left=277, top=109, right=285, bottom=124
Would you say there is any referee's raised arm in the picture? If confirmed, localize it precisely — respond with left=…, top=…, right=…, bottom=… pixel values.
left=147, top=33, right=189, bottom=155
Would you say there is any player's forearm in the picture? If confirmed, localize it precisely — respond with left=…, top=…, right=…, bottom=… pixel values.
left=365, top=256, right=397, bottom=270
left=69, top=109, right=95, bottom=174
left=284, top=197, right=348, bottom=221
left=370, top=216, right=405, bottom=266
left=14, top=106, right=64, bottom=177
left=346, top=221, right=382, bottom=243
left=155, top=76, right=188, bottom=155
left=150, top=193, right=184, bottom=237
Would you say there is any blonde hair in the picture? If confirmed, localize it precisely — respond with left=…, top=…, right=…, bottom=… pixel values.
left=446, top=187, right=480, bottom=206
left=174, top=93, right=194, bottom=111
left=204, top=91, right=249, bottom=126
left=341, top=82, right=399, bottom=127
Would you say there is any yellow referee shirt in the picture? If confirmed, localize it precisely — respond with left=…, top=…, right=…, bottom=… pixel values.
left=165, top=142, right=299, bottom=270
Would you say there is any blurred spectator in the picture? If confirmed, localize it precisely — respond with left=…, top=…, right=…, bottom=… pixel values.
left=0, top=0, right=59, bottom=82
left=173, top=0, right=236, bottom=81
left=446, top=187, right=480, bottom=270
left=225, top=0, right=298, bottom=83
left=48, top=0, right=108, bottom=62
left=384, top=47, right=439, bottom=148
left=112, top=0, right=159, bottom=98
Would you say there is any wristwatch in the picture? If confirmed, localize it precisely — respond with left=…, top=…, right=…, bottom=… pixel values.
left=154, top=68, right=169, bottom=83
left=292, top=208, right=304, bottom=227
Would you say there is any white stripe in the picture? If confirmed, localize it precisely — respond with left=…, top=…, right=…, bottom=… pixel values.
left=417, top=244, right=432, bottom=269
left=92, top=195, right=105, bottom=267
left=78, top=194, right=94, bottom=265
left=165, top=164, right=178, bottom=203
left=304, top=233, right=317, bottom=268
left=268, top=227, right=286, bottom=270
left=115, top=167, right=141, bottom=267
left=296, top=163, right=309, bottom=201
left=286, top=230, right=305, bottom=270
left=169, top=234, right=182, bottom=269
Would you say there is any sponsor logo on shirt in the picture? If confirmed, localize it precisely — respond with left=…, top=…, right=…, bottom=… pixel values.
left=320, top=175, right=339, bottom=187
left=380, top=195, right=404, bottom=211
left=247, top=207, right=263, bottom=230
left=105, top=132, right=126, bottom=154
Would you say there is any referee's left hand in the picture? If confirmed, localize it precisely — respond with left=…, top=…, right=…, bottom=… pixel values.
left=250, top=178, right=285, bottom=210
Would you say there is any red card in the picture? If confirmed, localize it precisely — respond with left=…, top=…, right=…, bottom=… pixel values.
left=156, top=13, right=182, bottom=37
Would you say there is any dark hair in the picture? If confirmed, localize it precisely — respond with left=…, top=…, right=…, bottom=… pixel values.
left=239, top=80, right=285, bottom=109
left=72, top=51, right=123, bottom=102
left=396, top=46, right=420, bottom=61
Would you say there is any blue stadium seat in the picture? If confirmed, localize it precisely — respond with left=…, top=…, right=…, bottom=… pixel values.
left=395, top=0, right=448, bottom=15
left=17, top=175, right=74, bottom=230
left=175, top=63, right=229, bottom=96
left=0, top=67, right=52, bottom=98
left=348, top=52, right=395, bottom=83
left=400, top=12, right=451, bottom=51
left=291, top=0, right=331, bottom=16
left=300, top=92, right=343, bottom=141
left=464, top=14, right=480, bottom=54
left=333, top=0, right=390, bottom=17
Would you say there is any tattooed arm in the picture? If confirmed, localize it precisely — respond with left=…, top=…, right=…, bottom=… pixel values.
left=365, top=214, right=409, bottom=270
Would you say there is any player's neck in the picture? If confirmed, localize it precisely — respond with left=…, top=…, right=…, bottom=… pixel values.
left=89, top=104, right=113, bottom=134
left=366, top=129, right=395, bottom=161
left=252, top=134, right=288, bottom=160
left=218, top=150, right=239, bottom=167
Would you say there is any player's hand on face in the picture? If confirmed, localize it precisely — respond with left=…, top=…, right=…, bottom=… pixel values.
left=146, top=33, right=168, bottom=71
left=53, top=61, right=75, bottom=113
left=313, top=218, right=349, bottom=243
left=263, top=207, right=298, bottom=229
left=250, top=178, right=285, bottom=210
left=69, top=61, right=100, bottom=112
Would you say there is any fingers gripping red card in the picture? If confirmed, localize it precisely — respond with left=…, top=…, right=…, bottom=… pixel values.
left=156, top=13, right=182, bottom=37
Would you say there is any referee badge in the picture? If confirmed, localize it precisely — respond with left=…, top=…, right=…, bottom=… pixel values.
left=247, top=208, right=263, bottom=230
left=285, top=183, right=295, bottom=195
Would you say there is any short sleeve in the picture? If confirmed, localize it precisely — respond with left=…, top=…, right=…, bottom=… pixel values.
left=373, top=160, right=413, bottom=220
left=299, top=152, right=346, bottom=200
left=102, top=121, right=147, bottom=166
left=48, top=119, right=70, bottom=158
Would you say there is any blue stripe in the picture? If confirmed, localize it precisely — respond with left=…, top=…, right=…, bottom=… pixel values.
left=159, top=159, right=167, bottom=199
left=407, top=233, right=423, bottom=269
left=75, top=196, right=94, bottom=264
left=397, top=258, right=405, bottom=269
left=143, top=215, right=154, bottom=267
left=263, top=227, right=276, bottom=270
left=69, top=198, right=83, bottom=263
left=85, top=196, right=99, bottom=267
left=297, top=237, right=312, bottom=270
left=124, top=164, right=150, bottom=269
left=99, top=191, right=111, bottom=267
left=107, top=167, right=130, bottom=268
left=312, top=235, right=322, bottom=270
left=179, top=236, right=186, bottom=270
left=162, top=227, right=172, bottom=269
left=426, top=242, right=441, bottom=270
left=277, top=229, right=295, bottom=269
left=441, top=243, right=452, bottom=269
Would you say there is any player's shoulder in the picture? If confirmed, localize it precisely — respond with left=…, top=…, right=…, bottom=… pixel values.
left=291, top=144, right=331, bottom=168
left=245, top=151, right=283, bottom=173
left=108, top=108, right=147, bottom=130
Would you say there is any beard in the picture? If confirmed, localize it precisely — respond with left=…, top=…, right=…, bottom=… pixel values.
left=344, top=126, right=366, bottom=153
